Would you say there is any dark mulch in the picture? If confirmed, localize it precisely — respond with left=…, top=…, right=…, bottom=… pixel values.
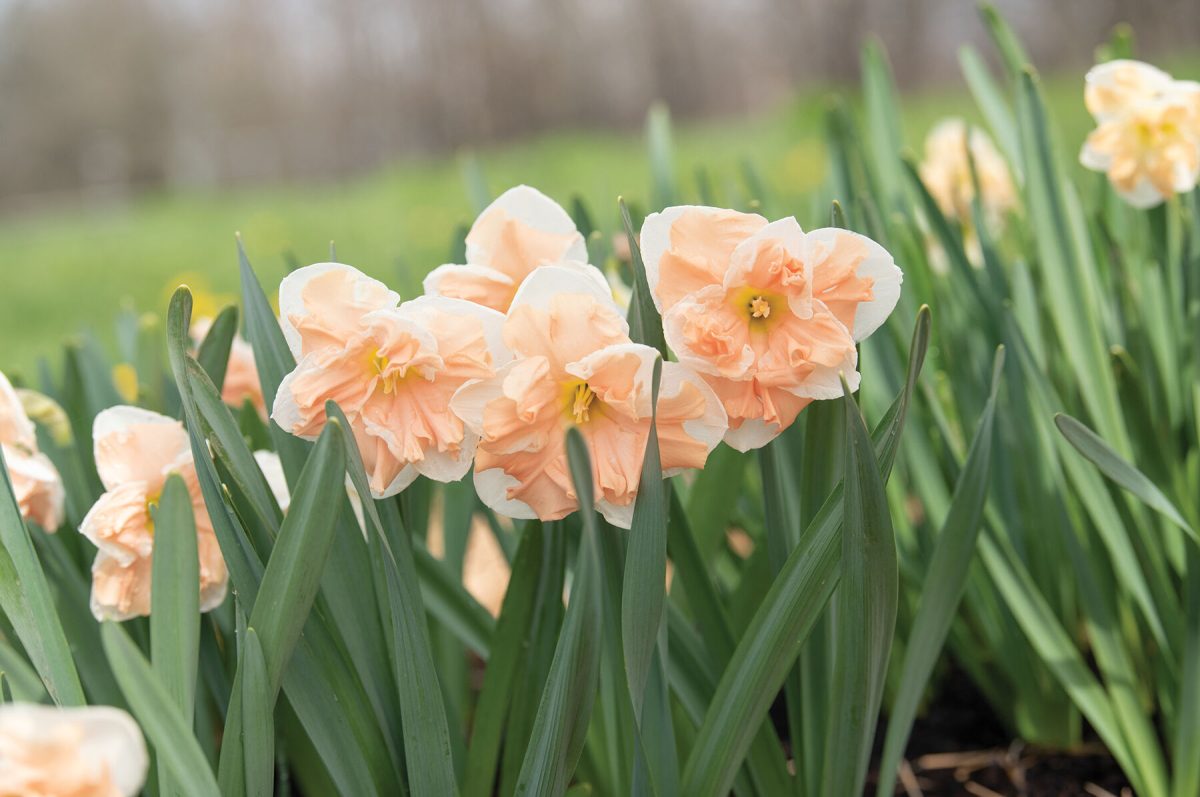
left=865, top=667, right=1132, bottom=796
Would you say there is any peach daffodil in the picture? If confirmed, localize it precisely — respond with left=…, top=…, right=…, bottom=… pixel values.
left=192, top=316, right=266, bottom=416
left=80, top=406, right=228, bottom=621
left=424, top=185, right=608, bottom=312
left=640, top=206, right=902, bottom=451
left=0, top=371, right=64, bottom=531
left=274, top=262, right=509, bottom=497
left=451, top=266, right=727, bottom=528
left=919, top=118, right=1016, bottom=224
left=0, top=703, right=148, bottom=797
left=1080, top=60, right=1200, bottom=207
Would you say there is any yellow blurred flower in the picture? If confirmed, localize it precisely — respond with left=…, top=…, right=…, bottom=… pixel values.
left=1080, top=59, right=1200, bottom=208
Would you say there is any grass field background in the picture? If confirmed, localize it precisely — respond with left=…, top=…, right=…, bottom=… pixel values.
left=2, top=54, right=1196, bottom=377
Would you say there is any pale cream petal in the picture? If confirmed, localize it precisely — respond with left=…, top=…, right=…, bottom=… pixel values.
left=253, top=450, right=289, bottom=513
left=422, top=263, right=516, bottom=313
left=0, top=371, right=36, bottom=450
left=278, top=262, right=399, bottom=358
left=806, top=228, right=903, bottom=341
left=473, top=466, right=538, bottom=521
left=466, top=185, right=587, bottom=266
left=723, top=417, right=784, bottom=452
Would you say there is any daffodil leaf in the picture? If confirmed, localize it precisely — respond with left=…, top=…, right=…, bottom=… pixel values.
left=150, top=473, right=201, bottom=797
left=874, top=347, right=1003, bottom=797
left=0, top=445, right=85, bottom=707
left=516, top=429, right=604, bottom=794
left=240, top=628, right=275, bottom=797
left=195, top=304, right=239, bottom=395
left=102, top=621, right=220, bottom=797
left=620, top=198, right=669, bottom=360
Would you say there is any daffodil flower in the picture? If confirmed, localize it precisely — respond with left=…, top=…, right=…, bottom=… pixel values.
left=451, top=265, right=727, bottom=528
left=1080, top=59, right=1200, bottom=208
left=80, top=407, right=228, bottom=621
left=919, top=117, right=1016, bottom=225
left=0, top=703, right=148, bottom=797
left=192, top=316, right=266, bottom=416
left=423, top=185, right=608, bottom=312
left=640, top=206, right=902, bottom=450
left=0, top=371, right=64, bottom=531
left=274, top=262, right=509, bottom=497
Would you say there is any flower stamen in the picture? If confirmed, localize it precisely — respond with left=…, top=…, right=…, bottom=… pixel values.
left=571, top=383, right=596, bottom=424
left=749, top=295, right=771, bottom=319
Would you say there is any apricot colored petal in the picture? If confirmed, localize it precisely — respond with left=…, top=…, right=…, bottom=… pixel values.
left=656, top=363, right=727, bottom=476
left=90, top=551, right=153, bottom=621
left=640, top=205, right=767, bottom=312
left=1085, top=59, right=1173, bottom=121
left=80, top=482, right=154, bottom=566
left=272, top=348, right=374, bottom=439
left=755, top=304, right=859, bottom=400
left=726, top=216, right=812, bottom=316
left=401, top=294, right=511, bottom=374
left=279, top=262, right=399, bottom=358
left=566, top=343, right=658, bottom=421
left=197, top=530, right=229, bottom=612
left=423, top=264, right=516, bottom=313
left=466, top=185, right=587, bottom=282
left=662, top=286, right=755, bottom=379
left=92, top=407, right=190, bottom=492
left=807, top=227, right=902, bottom=340
left=0, top=371, right=36, bottom=450
left=474, top=438, right=575, bottom=522
left=4, top=445, right=64, bottom=531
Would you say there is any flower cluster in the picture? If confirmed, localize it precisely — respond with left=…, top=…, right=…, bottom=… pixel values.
left=272, top=188, right=902, bottom=525
left=79, top=407, right=228, bottom=621
left=1080, top=59, right=1200, bottom=207
left=0, top=371, right=64, bottom=531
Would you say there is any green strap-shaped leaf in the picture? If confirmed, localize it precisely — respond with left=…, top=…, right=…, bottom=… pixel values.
left=680, top=307, right=930, bottom=797
left=463, top=522, right=545, bottom=797
left=620, top=198, right=669, bottom=359
left=1055, top=413, right=1197, bottom=541
left=0, top=445, right=84, bottom=706
left=240, top=628, right=275, bottom=797
left=195, top=304, right=239, bottom=394
left=516, top=429, right=605, bottom=794
left=150, top=473, right=201, bottom=797
left=218, top=419, right=348, bottom=792
left=875, top=347, right=1003, bottom=797
left=102, top=622, right=220, bottom=797
left=327, top=400, right=459, bottom=797
left=821, top=375, right=900, bottom=797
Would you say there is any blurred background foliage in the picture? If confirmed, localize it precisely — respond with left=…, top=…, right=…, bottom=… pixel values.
left=0, top=0, right=1197, bottom=374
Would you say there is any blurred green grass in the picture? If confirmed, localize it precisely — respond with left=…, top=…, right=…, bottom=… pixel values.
left=1, top=55, right=1195, bottom=377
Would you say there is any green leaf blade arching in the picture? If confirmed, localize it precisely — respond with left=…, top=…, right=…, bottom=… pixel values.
left=875, top=348, right=1004, bottom=797
left=0, top=445, right=85, bottom=707
left=820, top=375, right=900, bottom=797
left=516, top=429, right=605, bottom=795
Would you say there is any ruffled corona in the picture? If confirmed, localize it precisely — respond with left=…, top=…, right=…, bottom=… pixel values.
left=640, top=206, right=902, bottom=450
left=80, top=406, right=227, bottom=621
left=451, top=266, right=727, bottom=528
left=274, top=262, right=509, bottom=497
left=0, top=371, right=64, bottom=531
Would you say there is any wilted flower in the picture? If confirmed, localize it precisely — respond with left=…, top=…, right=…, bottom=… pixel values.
left=451, top=265, right=727, bottom=528
left=192, top=316, right=266, bottom=416
left=0, top=703, right=148, bottom=797
left=424, top=185, right=608, bottom=312
left=640, top=206, right=902, bottom=450
left=919, top=118, right=1016, bottom=224
left=1080, top=59, right=1200, bottom=207
left=80, top=406, right=228, bottom=621
left=0, top=371, right=64, bottom=531
left=274, top=263, right=509, bottom=497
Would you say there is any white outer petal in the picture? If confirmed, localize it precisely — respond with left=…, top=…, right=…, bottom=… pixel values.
left=414, top=434, right=478, bottom=484
left=271, top=365, right=313, bottom=439
left=278, top=262, right=399, bottom=358
left=377, top=464, right=420, bottom=499
left=450, top=376, right=502, bottom=437
left=1085, top=59, right=1174, bottom=121
left=467, top=185, right=587, bottom=264
left=199, top=571, right=229, bottom=614
left=474, top=466, right=538, bottom=521
left=638, top=205, right=692, bottom=313
left=597, top=498, right=635, bottom=529
left=0, top=703, right=149, bottom=797
left=1116, top=174, right=1168, bottom=209
left=509, top=264, right=625, bottom=323
left=1079, top=139, right=1112, bottom=172
left=93, top=405, right=177, bottom=445
left=806, top=228, right=903, bottom=341
left=723, top=419, right=782, bottom=452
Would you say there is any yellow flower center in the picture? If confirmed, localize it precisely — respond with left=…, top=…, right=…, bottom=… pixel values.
left=562, top=380, right=599, bottom=424
left=749, top=296, right=771, bottom=319
left=145, top=489, right=162, bottom=535
left=730, top=286, right=784, bottom=328
left=369, top=349, right=409, bottom=395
